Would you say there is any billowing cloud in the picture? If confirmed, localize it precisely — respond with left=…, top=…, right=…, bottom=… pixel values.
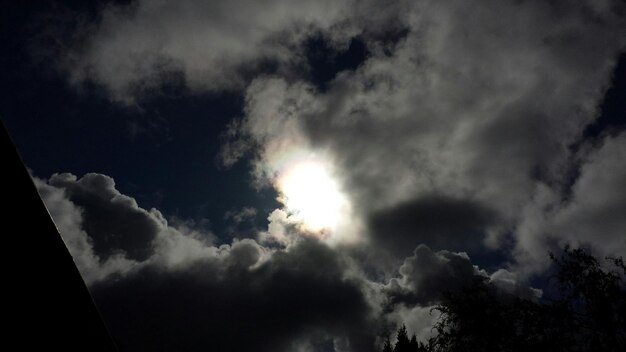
left=34, top=175, right=137, bottom=284
left=35, top=172, right=381, bottom=351
left=386, top=245, right=486, bottom=306
left=224, top=0, right=626, bottom=272
left=47, top=173, right=162, bottom=261
left=381, top=245, right=541, bottom=341
left=35, top=172, right=232, bottom=283
left=89, top=237, right=379, bottom=352
left=35, top=171, right=539, bottom=351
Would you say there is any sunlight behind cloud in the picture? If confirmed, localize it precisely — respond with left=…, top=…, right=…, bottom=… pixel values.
left=276, top=158, right=352, bottom=237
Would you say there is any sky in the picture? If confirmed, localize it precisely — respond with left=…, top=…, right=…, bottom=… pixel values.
left=2, top=1, right=626, bottom=351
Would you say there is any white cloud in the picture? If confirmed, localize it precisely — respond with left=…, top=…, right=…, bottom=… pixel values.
left=386, top=304, right=440, bottom=342
left=228, top=0, right=626, bottom=272
left=61, top=0, right=355, bottom=103
left=34, top=172, right=246, bottom=283
left=59, top=0, right=626, bottom=270
left=551, top=133, right=626, bottom=253
left=512, top=133, right=626, bottom=275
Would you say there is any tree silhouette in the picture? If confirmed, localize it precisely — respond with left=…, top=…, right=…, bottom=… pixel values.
left=394, top=325, right=411, bottom=352
left=381, top=246, right=626, bottom=352
left=548, top=246, right=626, bottom=351
left=383, top=336, right=393, bottom=352
left=409, top=335, right=418, bottom=350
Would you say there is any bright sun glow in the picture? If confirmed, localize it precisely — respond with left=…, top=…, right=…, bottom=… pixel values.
left=276, top=160, right=350, bottom=234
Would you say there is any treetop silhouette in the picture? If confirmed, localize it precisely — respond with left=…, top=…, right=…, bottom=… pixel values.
left=382, top=246, right=626, bottom=352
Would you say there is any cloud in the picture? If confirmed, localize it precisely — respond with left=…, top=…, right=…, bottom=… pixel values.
left=34, top=175, right=138, bottom=284
left=35, top=172, right=233, bottom=283
left=489, top=269, right=543, bottom=300
left=224, top=206, right=257, bottom=224
left=54, top=0, right=626, bottom=268
left=89, top=237, right=380, bottom=352
left=552, top=133, right=626, bottom=254
left=222, top=206, right=259, bottom=239
left=227, top=0, right=626, bottom=271
left=54, top=0, right=434, bottom=104
left=514, top=132, right=626, bottom=273
left=35, top=172, right=383, bottom=351
left=58, top=0, right=359, bottom=104
left=385, top=304, right=441, bottom=343
left=386, top=245, right=486, bottom=306
left=381, top=245, right=541, bottom=342
left=47, top=173, right=162, bottom=261
left=368, top=195, right=498, bottom=256
left=34, top=170, right=541, bottom=351
left=33, top=0, right=626, bottom=348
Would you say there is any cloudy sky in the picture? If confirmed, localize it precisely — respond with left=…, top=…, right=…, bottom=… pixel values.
left=2, top=0, right=626, bottom=351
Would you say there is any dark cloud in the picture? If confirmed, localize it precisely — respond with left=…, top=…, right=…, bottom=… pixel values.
left=368, top=195, right=498, bottom=255
left=36, top=172, right=382, bottom=351
left=382, top=245, right=541, bottom=343
left=48, top=173, right=160, bottom=261
left=35, top=170, right=547, bottom=351
left=489, top=269, right=542, bottom=300
left=90, top=237, right=378, bottom=352
left=386, top=245, right=484, bottom=307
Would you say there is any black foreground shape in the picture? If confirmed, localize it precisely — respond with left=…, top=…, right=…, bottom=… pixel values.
left=2, top=119, right=117, bottom=351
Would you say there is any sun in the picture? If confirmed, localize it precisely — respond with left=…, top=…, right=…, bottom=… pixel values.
left=276, top=159, right=350, bottom=234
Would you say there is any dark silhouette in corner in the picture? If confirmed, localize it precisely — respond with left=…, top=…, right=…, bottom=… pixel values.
left=382, top=246, right=626, bottom=352
left=2, top=120, right=117, bottom=351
